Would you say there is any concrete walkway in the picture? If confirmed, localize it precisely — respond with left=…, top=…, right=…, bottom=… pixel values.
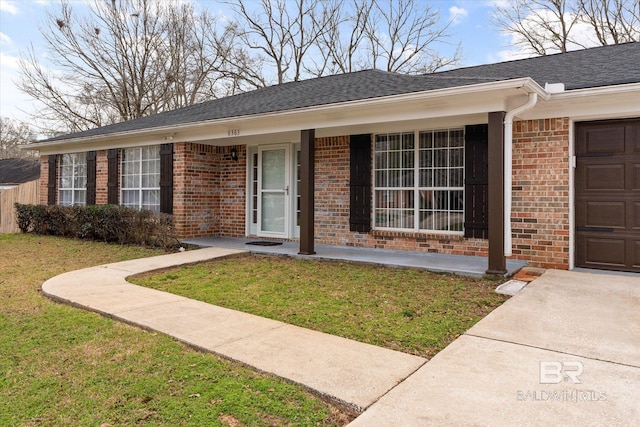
left=41, top=247, right=426, bottom=413
left=42, top=248, right=640, bottom=425
left=349, top=269, right=640, bottom=426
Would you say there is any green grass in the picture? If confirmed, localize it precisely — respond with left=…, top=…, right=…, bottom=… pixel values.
left=132, top=254, right=508, bottom=359
left=0, top=234, right=350, bottom=426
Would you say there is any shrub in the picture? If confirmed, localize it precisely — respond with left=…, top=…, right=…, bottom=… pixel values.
left=14, top=203, right=178, bottom=250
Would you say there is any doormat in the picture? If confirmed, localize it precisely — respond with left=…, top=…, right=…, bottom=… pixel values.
left=246, top=241, right=283, bottom=246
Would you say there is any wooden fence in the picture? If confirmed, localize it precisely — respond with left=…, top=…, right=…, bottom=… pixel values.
left=0, top=180, right=40, bottom=233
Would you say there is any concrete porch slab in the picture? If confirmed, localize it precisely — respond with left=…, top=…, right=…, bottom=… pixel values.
left=182, top=237, right=527, bottom=278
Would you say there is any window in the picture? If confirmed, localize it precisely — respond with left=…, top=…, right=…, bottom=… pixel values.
left=121, top=146, right=160, bottom=211
left=59, top=153, right=86, bottom=206
left=374, top=129, right=464, bottom=233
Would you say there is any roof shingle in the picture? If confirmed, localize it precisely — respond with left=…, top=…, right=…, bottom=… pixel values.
left=41, top=42, right=640, bottom=143
left=0, top=158, right=41, bottom=185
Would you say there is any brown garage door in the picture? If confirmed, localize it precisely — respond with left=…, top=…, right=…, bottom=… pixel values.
left=575, top=118, right=640, bottom=273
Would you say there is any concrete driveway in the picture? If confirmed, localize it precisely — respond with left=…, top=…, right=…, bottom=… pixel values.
left=350, top=269, right=640, bottom=426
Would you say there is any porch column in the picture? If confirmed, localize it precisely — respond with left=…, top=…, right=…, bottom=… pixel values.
left=299, top=129, right=316, bottom=255
left=487, top=111, right=507, bottom=274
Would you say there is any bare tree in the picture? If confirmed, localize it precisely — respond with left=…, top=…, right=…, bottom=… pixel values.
left=0, top=118, right=37, bottom=159
left=19, top=0, right=463, bottom=134
left=493, top=0, right=578, bottom=55
left=312, top=0, right=373, bottom=75
left=227, top=0, right=334, bottom=84
left=577, top=0, right=640, bottom=45
left=493, top=0, right=639, bottom=56
left=364, top=0, right=459, bottom=73
left=18, top=0, right=251, bottom=133
left=229, top=0, right=460, bottom=81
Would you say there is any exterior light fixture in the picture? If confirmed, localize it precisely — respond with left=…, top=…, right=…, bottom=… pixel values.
left=230, top=147, right=238, bottom=161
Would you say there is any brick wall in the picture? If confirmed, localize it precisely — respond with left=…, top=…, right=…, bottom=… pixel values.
left=95, top=150, right=109, bottom=205
left=217, top=145, right=247, bottom=237
left=314, top=136, right=351, bottom=243
left=313, top=136, right=490, bottom=257
left=510, top=118, right=570, bottom=269
left=173, top=143, right=219, bottom=238
left=39, top=155, right=50, bottom=205
left=35, top=118, right=571, bottom=269
left=172, top=143, right=246, bottom=238
left=311, top=122, right=571, bottom=269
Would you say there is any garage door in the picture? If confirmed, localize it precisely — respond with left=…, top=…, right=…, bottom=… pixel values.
left=575, top=119, right=640, bottom=273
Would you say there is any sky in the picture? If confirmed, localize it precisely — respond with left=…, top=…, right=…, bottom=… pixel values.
left=0, top=0, right=523, bottom=124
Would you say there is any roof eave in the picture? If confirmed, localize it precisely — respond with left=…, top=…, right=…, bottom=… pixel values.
left=29, top=77, right=548, bottom=151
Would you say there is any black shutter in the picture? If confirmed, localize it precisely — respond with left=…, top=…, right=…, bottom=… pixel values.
left=159, top=143, right=173, bottom=214
left=464, top=124, right=489, bottom=238
left=86, top=151, right=97, bottom=205
left=47, top=154, right=57, bottom=205
left=107, top=149, right=118, bottom=205
left=349, top=134, right=372, bottom=232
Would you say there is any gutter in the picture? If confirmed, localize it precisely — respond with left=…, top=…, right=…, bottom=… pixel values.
left=27, top=77, right=548, bottom=151
left=503, top=92, right=539, bottom=256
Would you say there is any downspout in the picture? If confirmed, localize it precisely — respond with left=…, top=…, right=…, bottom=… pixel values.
left=504, top=92, right=538, bottom=256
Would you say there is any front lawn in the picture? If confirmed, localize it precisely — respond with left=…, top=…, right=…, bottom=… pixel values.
left=132, top=254, right=507, bottom=358
left=0, top=234, right=350, bottom=426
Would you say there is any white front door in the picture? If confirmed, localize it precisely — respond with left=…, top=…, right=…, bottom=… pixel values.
left=258, top=145, right=290, bottom=237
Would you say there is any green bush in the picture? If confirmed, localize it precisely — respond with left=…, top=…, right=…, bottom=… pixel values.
left=14, top=203, right=178, bottom=249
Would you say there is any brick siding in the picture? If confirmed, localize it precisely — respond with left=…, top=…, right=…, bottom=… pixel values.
left=39, top=156, right=50, bottom=205
left=313, top=136, right=490, bottom=257
left=36, top=117, right=571, bottom=269
left=95, top=150, right=109, bottom=205
left=510, top=118, right=570, bottom=269
left=173, top=143, right=246, bottom=238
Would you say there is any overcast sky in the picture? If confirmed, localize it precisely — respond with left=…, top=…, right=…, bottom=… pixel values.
left=0, top=0, right=528, bottom=123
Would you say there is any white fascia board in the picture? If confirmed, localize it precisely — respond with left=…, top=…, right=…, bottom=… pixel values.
left=512, top=83, right=640, bottom=121
left=30, top=78, right=547, bottom=153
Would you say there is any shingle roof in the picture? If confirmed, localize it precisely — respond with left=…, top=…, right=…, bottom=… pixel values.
left=42, top=42, right=640, bottom=143
left=437, top=42, right=640, bottom=90
left=0, top=158, right=41, bottom=185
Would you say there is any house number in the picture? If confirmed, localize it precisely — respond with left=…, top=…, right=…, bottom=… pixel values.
left=227, top=129, right=240, bottom=136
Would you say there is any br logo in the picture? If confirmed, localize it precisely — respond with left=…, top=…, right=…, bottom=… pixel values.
left=539, top=361, right=584, bottom=384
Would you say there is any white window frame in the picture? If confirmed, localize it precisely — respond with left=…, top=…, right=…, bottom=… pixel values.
left=58, top=152, right=87, bottom=206
left=373, top=128, right=465, bottom=234
left=120, top=145, right=161, bottom=212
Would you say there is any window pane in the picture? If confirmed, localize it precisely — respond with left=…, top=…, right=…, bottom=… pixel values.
left=434, top=150, right=447, bottom=167
left=388, top=134, right=401, bottom=150
left=142, top=190, right=160, bottom=211
left=375, top=129, right=464, bottom=232
left=419, top=131, right=432, bottom=149
left=375, top=152, right=387, bottom=169
left=402, top=133, right=414, bottom=150
left=261, top=149, right=285, bottom=190
left=74, top=190, right=86, bottom=205
left=450, top=169, right=463, bottom=187
left=59, top=190, right=72, bottom=206
left=434, top=169, right=447, bottom=187
left=121, top=146, right=160, bottom=210
left=450, top=148, right=463, bottom=167
left=434, top=131, right=448, bottom=148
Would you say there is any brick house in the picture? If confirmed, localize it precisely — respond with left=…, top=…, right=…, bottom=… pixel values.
left=32, top=43, right=640, bottom=273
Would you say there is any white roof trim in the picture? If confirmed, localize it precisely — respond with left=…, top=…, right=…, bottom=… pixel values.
left=29, top=78, right=548, bottom=151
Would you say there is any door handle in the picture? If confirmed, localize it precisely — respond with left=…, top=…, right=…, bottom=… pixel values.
left=285, top=186, right=289, bottom=195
